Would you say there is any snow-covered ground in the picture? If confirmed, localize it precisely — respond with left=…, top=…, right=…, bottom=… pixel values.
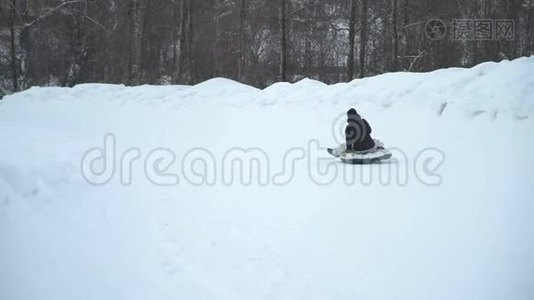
left=1, top=57, right=534, bottom=300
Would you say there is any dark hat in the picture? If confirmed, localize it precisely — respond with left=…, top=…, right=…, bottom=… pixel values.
left=347, top=108, right=361, bottom=123
left=347, top=108, right=359, bottom=117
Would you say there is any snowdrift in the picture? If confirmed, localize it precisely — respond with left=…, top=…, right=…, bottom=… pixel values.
left=1, top=57, right=533, bottom=300
left=3, top=56, right=533, bottom=116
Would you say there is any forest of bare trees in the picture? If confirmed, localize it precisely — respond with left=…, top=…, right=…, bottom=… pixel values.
left=0, top=0, right=532, bottom=93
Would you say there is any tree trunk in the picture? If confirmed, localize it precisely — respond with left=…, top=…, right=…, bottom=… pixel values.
left=391, top=0, right=399, bottom=72
left=130, top=0, right=144, bottom=85
left=526, top=0, right=533, bottom=55
left=401, top=0, right=410, bottom=70
left=66, top=0, right=88, bottom=87
left=279, top=0, right=287, bottom=82
left=359, top=0, right=368, bottom=78
left=16, top=0, right=29, bottom=90
left=238, top=0, right=246, bottom=82
left=347, top=0, right=357, bottom=80
left=304, top=0, right=316, bottom=78
left=171, top=0, right=180, bottom=83
left=186, top=0, right=194, bottom=84
left=18, top=27, right=29, bottom=90
left=178, top=0, right=188, bottom=83
left=9, top=0, right=18, bottom=91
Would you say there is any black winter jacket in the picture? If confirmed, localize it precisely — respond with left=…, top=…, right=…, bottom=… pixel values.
left=345, top=114, right=375, bottom=152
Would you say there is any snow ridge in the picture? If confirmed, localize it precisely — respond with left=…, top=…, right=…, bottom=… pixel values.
left=2, top=57, right=533, bottom=117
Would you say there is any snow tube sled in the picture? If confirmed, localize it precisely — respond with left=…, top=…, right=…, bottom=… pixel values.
left=339, top=149, right=392, bottom=164
left=327, top=139, right=392, bottom=164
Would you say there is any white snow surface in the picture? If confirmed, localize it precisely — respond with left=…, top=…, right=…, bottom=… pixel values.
left=1, top=57, right=534, bottom=300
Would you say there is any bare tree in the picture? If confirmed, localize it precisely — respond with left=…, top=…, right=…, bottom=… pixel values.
left=171, top=0, right=180, bottom=83
left=11, top=0, right=82, bottom=90
left=178, top=0, right=189, bottom=83
left=186, top=0, right=194, bottom=84
left=391, top=0, right=399, bottom=72
left=279, top=0, right=287, bottom=82
left=238, top=0, right=247, bottom=82
left=0, top=0, right=531, bottom=91
left=7, top=0, right=18, bottom=91
left=347, top=0, right=357, bottom=80
left=359, top=0, right=368, bottom=78
left=524, top=0, right=534, bottom=55
left=129, top=0, right=145, bottom=85
left=65, top=0, right=88, bottom=86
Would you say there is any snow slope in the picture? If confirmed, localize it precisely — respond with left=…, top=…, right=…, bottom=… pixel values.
left=1, top=57, right=534, bottom=300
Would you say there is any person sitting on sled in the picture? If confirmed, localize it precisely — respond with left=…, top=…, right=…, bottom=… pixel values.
left=345, top=108, right=376, bottom=152
left=328, top=108, right=390, bottom=161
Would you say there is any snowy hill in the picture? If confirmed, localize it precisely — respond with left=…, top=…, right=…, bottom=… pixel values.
left=1, top=57, right=534, bottom=300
